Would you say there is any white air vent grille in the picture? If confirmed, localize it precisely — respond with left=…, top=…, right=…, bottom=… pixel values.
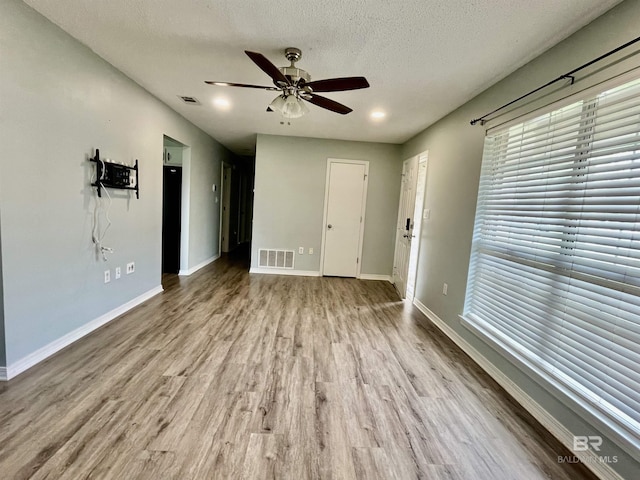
left=258, top=249, right=294, bottom=269
left=178, top=95, right=201, bottom=105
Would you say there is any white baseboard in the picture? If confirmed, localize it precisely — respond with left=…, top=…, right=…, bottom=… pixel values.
left=412, top=299, right=624, bottom=480
left=248, top=270, right=393, bottom=282
left=179, top=254, right=220, bottom=276
left=0, top=367, right=7, bottom=381
left=359, top=274, right=392, bottom=282
left=249, top=267, right=321, bottom=277
left=3, top=285, right=164, bottom=381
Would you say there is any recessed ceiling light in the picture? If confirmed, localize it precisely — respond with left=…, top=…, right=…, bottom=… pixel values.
left=213, top=98, right=231, bottom=110
left=213, top=82, right=230, bottom=86
left=370, top=110, right=386, bottom=120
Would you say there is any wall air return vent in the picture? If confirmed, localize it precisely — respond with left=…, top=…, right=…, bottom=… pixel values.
left=258, top=249, right=294, bottom=269
left=178, top=96, right=201, bottom=105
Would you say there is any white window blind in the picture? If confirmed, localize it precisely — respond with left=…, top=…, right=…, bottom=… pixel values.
left=463, top=77, right=640, bottom=455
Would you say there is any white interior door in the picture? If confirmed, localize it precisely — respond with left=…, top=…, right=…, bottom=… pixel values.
left=322, top=160, right=368, bottom=277
left=392, top=155, right=419, bottom=297
left=406, top=153, right=428, bottom=299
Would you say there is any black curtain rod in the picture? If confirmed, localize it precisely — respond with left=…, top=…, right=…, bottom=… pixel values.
left=470, top=35, right=640, bottom=126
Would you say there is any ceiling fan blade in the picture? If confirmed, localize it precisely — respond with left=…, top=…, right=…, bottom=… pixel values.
left=205, top=81, right=279, bottom=91
left=304, top=94, right=353, bottom=115
left=244, top=51, right=290, bottom=86
left=305, top=76, right=370, bottom=92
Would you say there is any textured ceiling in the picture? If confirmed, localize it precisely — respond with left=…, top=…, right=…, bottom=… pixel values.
left=24, top=0, right=621, bottom=155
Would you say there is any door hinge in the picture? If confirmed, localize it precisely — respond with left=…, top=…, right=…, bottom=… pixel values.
left=357, top=257, right=359, bottom=264
left=360, top=216, right=362, bottom=223
left=364, top=174, right=367, bottom=180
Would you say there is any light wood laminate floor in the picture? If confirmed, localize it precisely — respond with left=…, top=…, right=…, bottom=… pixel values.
left=0, top=250, right=595, bottom=479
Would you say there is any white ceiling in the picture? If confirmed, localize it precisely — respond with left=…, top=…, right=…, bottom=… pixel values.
left=24, top=0, right=621, bottom=155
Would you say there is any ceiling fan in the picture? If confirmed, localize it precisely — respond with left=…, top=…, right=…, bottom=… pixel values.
left=205, top=48, right=370, bottom=118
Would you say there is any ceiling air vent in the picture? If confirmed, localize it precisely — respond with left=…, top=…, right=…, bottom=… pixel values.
left=178, top=96, right=201, bottom=105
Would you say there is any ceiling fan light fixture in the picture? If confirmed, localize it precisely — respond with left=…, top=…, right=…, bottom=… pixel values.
left=270, top=94, right=308, bottom=119
left=206, top=49, right=369, bottom=117
left=282, top=95, right=308, bottom=119
left=269, top=95, right=287, bottom=114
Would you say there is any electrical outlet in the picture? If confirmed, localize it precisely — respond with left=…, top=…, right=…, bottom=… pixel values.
left=104, top=270, right=111, bottom=284
left=442, top=283, right=448, bottom=295
left=298, top=247, right=304, bottom=255
left=423, top=208, right=431, bottom=220
left=115, top=267, right=121, bottom=279
left=126, top=262, right=135, bottom=274
left=309, top=247, right=314, bottom=255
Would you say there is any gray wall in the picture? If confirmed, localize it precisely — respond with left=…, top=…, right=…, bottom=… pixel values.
left=403, top=1, right=640, bottom=476
left=252, top=135, right=401, bottom=275
left=0, top=0, right=233, bottom=366
left=187, top=140, right=233, bottom=265
left=0, top=209, right=5, bottom=367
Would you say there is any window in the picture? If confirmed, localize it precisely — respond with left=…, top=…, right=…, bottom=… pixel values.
left=463, top=78, right=640, bottom=456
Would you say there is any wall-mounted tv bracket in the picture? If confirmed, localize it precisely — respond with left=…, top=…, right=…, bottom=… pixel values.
left=90, top=148, right=139, bottom=198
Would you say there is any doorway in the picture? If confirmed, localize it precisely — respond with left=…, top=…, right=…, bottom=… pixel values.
left=221, top=164, right=232, bottom=253
left=393, top=151, right=428, bottom=299
left=162, top=166, right=182, bottom=273
left=162, top=135, right=186, bottom=274
left=321, top=159, right=369, bottom=277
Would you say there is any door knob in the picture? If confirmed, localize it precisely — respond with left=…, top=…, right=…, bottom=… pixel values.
left=327, top=224, right=333, bottom=229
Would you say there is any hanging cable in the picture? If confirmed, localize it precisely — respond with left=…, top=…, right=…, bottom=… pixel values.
left=470, top=35, right=640, bottom=126
left=91, top=157, right=114, bottom=261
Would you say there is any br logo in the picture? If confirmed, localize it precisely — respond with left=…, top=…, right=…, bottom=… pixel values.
left=573, top=436, right=602, bottom=452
